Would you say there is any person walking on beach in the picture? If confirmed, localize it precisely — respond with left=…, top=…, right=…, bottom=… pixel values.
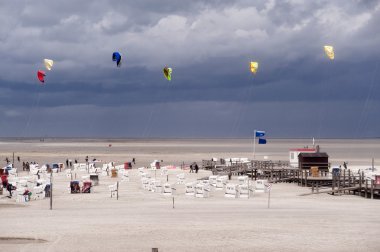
left=190, top=163, right=194, bottom=173
left=85, top=156, right=88, bottom=163
left=17, top=156, right=20, bottom=162
left=195, top=163, right=199, bottom=173
left=132, top=158, right=136, bottom=165
left=22, top=162, right=25, bottom=171
left=66, top=159, right=69, bottom=168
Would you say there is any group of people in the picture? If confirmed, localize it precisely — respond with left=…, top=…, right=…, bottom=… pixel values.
left=1, top=175, right=16, bottom=198
left=22, top=161, right=35, bottom=171
left=189, top=162, right=199, bottom=173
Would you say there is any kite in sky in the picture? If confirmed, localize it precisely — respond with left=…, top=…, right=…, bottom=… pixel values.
left=324, top=45, right=334, bottom=60
left=112, top=52, right=122, bottom=67
left=250, top=61, right=258, bottom=74
left=163, top=67, right=172, bottom=81
left=44, top=59, right=54, bottom=71
left=37, top=70, right=46, bottom=83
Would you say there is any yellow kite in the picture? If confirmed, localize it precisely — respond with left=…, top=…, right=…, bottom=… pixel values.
left=250, top=62, right=258, bottom=74
left=324, top=46, right=334, bottom=60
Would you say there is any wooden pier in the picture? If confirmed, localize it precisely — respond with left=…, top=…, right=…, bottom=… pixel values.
left=201, top=159, right=380, bottom=199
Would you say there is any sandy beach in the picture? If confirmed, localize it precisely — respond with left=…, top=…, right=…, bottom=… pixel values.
left=0, top=138, right=379, bottom=252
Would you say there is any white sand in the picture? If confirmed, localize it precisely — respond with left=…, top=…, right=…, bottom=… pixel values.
left=0, top=139, right=379, bottom=252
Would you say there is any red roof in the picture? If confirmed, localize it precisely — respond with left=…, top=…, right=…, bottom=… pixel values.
left=289, top=148, right=316, bottom=152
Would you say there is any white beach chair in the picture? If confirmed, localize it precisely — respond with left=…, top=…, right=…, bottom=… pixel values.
left=138, top=167, right=145, bottom=175
left=141, top=178, right=150, bottom=190
left=120, top=170, right=129, bottom=182
left=202, top=180, right=211, bottom=191
left=154, top=180, right=162, bottom=193
left=108, top=183, right=118, bottom=198
left=79, top=163, right=87, bottom=172
left=141, top=172, right=151, bottom=179
left=9, top=168, right=17, bottom=176
left=149, top=179, right=162, bottom=192
left=15, top=188, right=28, bottom=203
left=254, top=180, right=268, bottom=193
left=176, top=173, right=185, bottom=184
left=238, top=176, right=248, bottom=185
left=66, top=169, right=72, bottom=178
left=215, top=177, right=226, bottom=191
left=101, top=166, right=109, bottom=176
left=162, top=183, right=173, bottom=196
left=33, top=185, right=45, bottom=200
left=225, top=183, right=239, bottom=198
left=209, top=175, right=218, bottom=186
left=195, top=183, right=209, bottom=198
left=16, top=179, right=27, bottom=189
left=82, top=175, right=90, bottom=182
left=185, top=182, right=195, bottom=196
left=161, top=167, right=168, bottom=176
left=239, top=183, right=251, bottom=198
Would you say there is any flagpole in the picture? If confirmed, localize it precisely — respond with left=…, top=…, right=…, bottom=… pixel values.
left=253, top=130, right=256, bottom=160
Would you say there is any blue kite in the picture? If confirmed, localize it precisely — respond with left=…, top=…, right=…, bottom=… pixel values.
left=112, top=52, right=122, bottom=67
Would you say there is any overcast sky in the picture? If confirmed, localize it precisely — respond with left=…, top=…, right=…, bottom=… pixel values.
left=0, top=0, right=379, bottom=138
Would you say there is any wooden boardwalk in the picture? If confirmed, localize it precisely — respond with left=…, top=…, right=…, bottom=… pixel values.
left=202, top=159, right=380, bottom=199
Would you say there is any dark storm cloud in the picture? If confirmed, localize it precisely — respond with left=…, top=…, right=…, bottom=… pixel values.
left=0, top=0, right=379, bottom=137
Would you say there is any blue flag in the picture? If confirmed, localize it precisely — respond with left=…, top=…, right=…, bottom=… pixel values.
left=258, top=138, right=267, bottom=144
left=255, top=130, right=266, bottom=137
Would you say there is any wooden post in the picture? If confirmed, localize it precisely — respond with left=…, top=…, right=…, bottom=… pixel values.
left=371, top=180, right=374, bottom=199
left=343, top=169, right=346, bottom=194
left=362, top=171, right=365, bottom=186
left=12, top=152, right=14, bottom=165
left=332, top=174, right=335, bottom=195
left=372, top=158, right=375, bottom=171
left=270, top=169, right=273, bottom=181
left=254, top=169, right=257, bottom=181
left=305, top=170, right=308, bottom=187
left=358, top=172, right=362, bottom=196
left=167, top=175, right=169, bottom=182
left=297, top=170, right=300, bottom=186
left=348, top=170, right=351, bottom=188
left=337, top=170, right=341, bottom=195
left=365, top=180, right=368, bottom=198
left=116, top=181, right=119, bottom=200
left=50, top=173, right=53, bottom=210
left=172, top=197, right=175, bottom=209
left=293, top=171, right=295, bottom=183
left=316, top=182, right=319, bottom=193
left=312, top=182, right=315, bottom=193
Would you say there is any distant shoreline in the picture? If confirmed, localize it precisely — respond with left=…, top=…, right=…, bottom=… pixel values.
left=0, top=137, right=378, bottom=142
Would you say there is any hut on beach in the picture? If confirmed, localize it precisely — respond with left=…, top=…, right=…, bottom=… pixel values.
left=298, top=152, right=329, bottom=171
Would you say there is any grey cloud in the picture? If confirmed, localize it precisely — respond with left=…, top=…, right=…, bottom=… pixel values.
left=0, top=0, right=379, bottom=137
